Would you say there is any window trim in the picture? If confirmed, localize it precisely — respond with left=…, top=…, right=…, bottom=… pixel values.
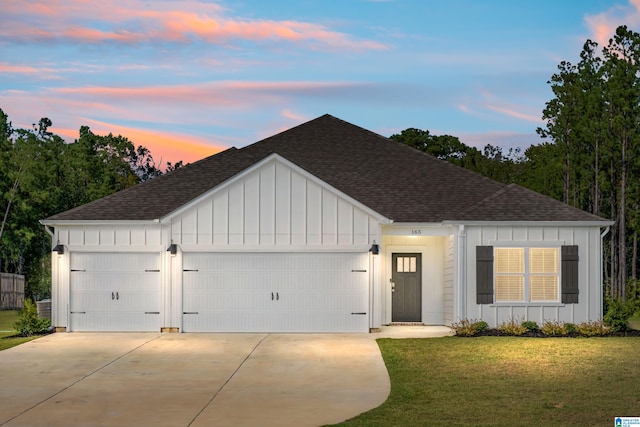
left=493, top=246, right=561, bottom=304
left=476, top=244, right=579, bottom=305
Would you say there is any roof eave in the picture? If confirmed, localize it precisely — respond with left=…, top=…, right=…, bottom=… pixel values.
left=442, top=220, right=615, bottom=227
left=40, top=219, right=161, bottom=226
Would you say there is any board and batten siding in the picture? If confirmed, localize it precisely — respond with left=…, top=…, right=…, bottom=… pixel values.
left=169, top=157, right=381, bottom=250
left=464, top=225, right=603, bottom=327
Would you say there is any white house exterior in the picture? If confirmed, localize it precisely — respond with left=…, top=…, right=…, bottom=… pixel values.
left=41, top=115, right=612, bottom=333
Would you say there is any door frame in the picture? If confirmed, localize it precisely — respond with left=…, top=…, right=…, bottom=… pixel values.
left=384, top=246, right=427, bottom=325
left=390, top=252, right=422, bottom=322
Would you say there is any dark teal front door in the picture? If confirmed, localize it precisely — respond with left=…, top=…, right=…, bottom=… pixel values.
left=391, top=253, right=422, bottom=322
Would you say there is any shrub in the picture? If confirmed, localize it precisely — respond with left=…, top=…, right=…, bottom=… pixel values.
left=576, top=320, right=610, bottom=337
left=451, top=319, right=488, bottom=337
left=564, top=323, right=578, bottom=334
left=604, top=296, right=636, bottom=332
left=541, top=320, right=567, bottom=336
left=498, top=318, right=527, bottom=336
left=14, top=299, right=51, bottom=337
left=521, top=321, right=539, bottom=332
left=474, top=321, right=489, bottom=332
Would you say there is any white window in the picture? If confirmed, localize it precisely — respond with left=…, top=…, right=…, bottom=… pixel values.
left=396, top=256, right=417, bottom=273
left=494, top=247, right=559, bottom=302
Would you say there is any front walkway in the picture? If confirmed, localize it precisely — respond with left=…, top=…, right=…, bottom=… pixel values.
left=374, top=325, right=454, bottom=338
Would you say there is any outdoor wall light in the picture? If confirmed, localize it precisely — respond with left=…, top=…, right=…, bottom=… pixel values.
left=369, top=241, right=379, bottom=255
left=167, top=243, right=178, bottom=255
left=52, top=243, right=64, bottom=255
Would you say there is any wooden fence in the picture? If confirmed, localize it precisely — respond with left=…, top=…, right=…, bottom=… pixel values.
left=0, top=273, right=25, bottom=310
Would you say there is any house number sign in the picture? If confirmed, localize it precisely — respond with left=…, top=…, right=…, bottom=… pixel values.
left=411, top=229, right=422, bottom=235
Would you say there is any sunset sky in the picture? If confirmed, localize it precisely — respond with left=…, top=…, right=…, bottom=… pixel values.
left=1, top=0, right=638, bottom=165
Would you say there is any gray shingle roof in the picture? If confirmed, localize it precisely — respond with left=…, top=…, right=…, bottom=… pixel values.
left=45, top=114, right=609, bottom=223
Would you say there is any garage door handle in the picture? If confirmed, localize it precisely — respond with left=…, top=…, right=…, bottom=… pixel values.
left=71, top=311, right=86, bottom=314
left=116, top=292, right=119, bottom=300
left=351, top=312, right=367, bottom=315
left=351, top=269, right=367, bottom=272
left=112, top=292, right=115, bottom=300
left=183, top=312, right=199, bottom=315
left=276, top=292, right=279, bottom=300
left=145, top=312, right=160, bottom=314
left=271, top=292, right=274, bottom=300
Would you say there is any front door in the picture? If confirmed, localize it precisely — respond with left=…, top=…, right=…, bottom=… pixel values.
left=391, top=253, right=422, bottom=322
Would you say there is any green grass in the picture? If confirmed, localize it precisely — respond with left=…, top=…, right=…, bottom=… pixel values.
left=0, top=310, right=20, bottom=331
left=333, top=337, right=640, bottom=427
left=0, top=310, right=39, bottom=351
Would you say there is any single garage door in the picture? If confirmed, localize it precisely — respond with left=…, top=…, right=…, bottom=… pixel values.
left=182, top=252, right=369, bottom=333
left=69, top=252, right=161, bottom=332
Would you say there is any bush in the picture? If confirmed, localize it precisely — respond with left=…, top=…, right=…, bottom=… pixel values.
left=564, top=323, right=578, bottom=334
left=474, top=321, right=489, bottom=332
left=576, top=320, right=610, bottom=337
left=451, top=319, right=488, bottom=337
left=541, top=320, right=567, bottom=336
left=521, top=321, right=539, bottom=332
left=604, top=296, right=636, bottom=332
left=14, top=299, right=51, bottom=337
left=498, top=318, right=527, bottom=336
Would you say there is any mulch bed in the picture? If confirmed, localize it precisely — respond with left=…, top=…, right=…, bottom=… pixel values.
left=469, top=329, right=640, bottom=338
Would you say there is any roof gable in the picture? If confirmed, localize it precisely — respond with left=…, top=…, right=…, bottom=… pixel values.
left=163, top=153, right=389, bottom=224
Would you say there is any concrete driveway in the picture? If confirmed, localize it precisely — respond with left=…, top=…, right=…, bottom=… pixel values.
left=0, top=333, right=391, bottom=427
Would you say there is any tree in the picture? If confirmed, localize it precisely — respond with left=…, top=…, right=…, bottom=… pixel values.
left=0, top=109, right=183, bottom=299
left=389, top=128, right=524, bottom=183
left=537, top=25, right=640, bottom=301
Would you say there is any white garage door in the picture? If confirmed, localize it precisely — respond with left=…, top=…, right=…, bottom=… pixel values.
left=182, top=252, right=369, bottom=333
left=69, top=253, right=162, bottom=332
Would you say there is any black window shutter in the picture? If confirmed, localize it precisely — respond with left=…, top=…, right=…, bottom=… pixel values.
left=561, top=245, right=579, bottom=304
left=476, top=246, right=494, bottom=304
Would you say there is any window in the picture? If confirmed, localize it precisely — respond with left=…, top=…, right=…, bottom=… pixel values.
left=494, top=247, right=559, bottom=302
left=396, top=256, right=417, bottom=273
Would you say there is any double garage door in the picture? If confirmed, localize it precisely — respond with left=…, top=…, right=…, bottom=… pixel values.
left=69, top=252, right=369, bottom=333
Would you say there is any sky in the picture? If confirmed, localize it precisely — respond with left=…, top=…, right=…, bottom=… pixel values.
left=1, top=0, right=639, bottom=166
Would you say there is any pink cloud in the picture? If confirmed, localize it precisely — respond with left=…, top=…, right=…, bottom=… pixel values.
left=0, top=63, right=40, bottom=74
left=459, top=88, right=543, bottom=124
left=584, top=0, right=640, bottom=46
left=2, top=0, right=386, bottom=51
left=55, top=118, right=224, bottom=165
left=51, top=81, right=371, bottom=109
left=484, top=104, right=541, bottom=123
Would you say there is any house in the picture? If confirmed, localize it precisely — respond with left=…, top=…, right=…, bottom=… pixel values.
left=41, top=114, right=612, bottom=333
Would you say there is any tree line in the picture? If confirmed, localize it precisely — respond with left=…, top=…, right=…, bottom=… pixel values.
left=393, top=25, right=640, bottom=309
left=0, top=109, right=182, bottom=299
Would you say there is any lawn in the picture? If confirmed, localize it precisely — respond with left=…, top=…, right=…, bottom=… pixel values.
left=0, top=310, right=39, bottom=351
left=333, top=337, right=640, bottom=427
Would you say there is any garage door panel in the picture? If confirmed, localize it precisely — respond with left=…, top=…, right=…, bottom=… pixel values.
left=182, top=252, right=369, bottom=333
left=70, top=253, right=161, bottom=332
